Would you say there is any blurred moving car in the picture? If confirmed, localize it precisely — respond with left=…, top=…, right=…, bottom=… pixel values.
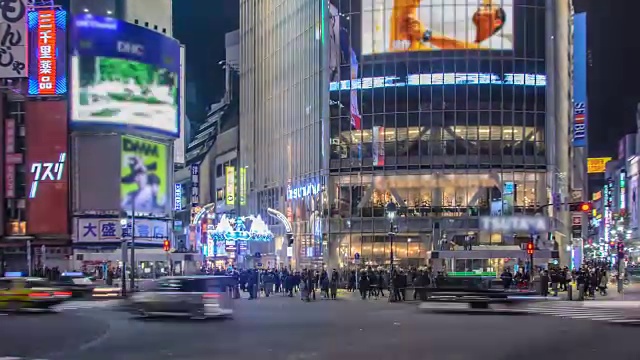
left=127, top=275, right=235, bottom=319
left=0, top=274, right=71, bottom=311
left=51, top=272, right=96, bottom=299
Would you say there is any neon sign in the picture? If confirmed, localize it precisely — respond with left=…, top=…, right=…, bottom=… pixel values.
left=287, top=182, right=321, bottom=200
left=29, top=152, right=66, bottom=199
left=174, top=183, right=182, bottom=211
left=28, top=9, right=67, bottom=96
left=329, top=73, right=546, bottom=91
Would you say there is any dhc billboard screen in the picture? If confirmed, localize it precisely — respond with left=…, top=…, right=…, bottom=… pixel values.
left=70, top=14, right=181, bottom=138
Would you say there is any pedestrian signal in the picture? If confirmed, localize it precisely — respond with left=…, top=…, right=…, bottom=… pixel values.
left=526, top=242, right=534, bottom=255
left=163, top=240, right=170, bottom=252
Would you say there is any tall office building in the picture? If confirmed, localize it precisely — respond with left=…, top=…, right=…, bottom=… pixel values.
left=240, top=0, right=573, bottom=271
left=69, top=0, right=172, bottom=35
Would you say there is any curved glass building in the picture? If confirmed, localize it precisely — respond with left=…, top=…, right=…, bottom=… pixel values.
left=241, top=0, right=566, bottom=272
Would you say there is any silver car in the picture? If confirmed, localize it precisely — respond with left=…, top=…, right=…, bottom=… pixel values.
left=128, top=275, right=235, bottom=319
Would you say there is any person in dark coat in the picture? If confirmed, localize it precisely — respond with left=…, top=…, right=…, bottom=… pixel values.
left=330, top=269, right=339, bottom=300
left=358, top=271, right=369, bottom=300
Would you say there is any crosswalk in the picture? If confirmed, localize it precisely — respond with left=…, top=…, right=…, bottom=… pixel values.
left=51, top=299, right=122, bottom=311
left=418, top=300, right=640, bottom=324
left=523, top=302, right=640, bottom=324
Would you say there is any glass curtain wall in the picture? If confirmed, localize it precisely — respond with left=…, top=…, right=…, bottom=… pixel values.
left=326, top=0, right=547, bottom=269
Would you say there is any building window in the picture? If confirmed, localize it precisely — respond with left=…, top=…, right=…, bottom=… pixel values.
left=162, top=28, right=167, bottom=34
left=134, top=19, right=139, bottom=24
left=154, top=25, right=158, bottom=30
left=216, top=164, right=223, bottom=178
left=144, top=21, right=149, bottom=27
left=216, top=188, right=224, bottom=201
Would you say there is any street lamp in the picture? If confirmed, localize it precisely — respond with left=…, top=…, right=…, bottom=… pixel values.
left=385, top=201, right=397, bottom=302
left=119, top=217, right=128, bottom=297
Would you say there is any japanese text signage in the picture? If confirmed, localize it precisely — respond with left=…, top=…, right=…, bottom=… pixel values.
left=25, top=100, right=68, bottom=235
left=28, top=9, right=67, bottom=95
left=0, top=0, right=27, bottom=78
left=76, top=218, right=168, bottom=244
left=4, top=118, right=22, bottom=198
left=587, top=157, right=611, bottom=174
left=191, top=164, right=199, bottom=206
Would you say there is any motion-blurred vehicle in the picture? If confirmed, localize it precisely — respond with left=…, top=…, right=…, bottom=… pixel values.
left=51, top=272, right=96, bottom=299
left=127, top=275, right=235, bottom=319
left=0, top=274, right=71, bottom=312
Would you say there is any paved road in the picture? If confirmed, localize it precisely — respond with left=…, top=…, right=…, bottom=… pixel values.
left=2, top=295, right=640, bottom=360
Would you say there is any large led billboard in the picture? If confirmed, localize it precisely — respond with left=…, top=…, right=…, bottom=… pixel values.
left=361, top=0, right=513, bottom=55
left=120, top=135, right=169, bottom=216
left=25, top=100, right=69, bottom=235
left=28, top=9, right=67, bottom=96
left=70, top=15, right=180, bottom=137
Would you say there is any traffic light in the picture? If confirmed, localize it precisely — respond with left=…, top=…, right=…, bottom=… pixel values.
left=569, top=201, right=592, bottom=213
left=163, top=240, right=170, bottom=252
left=526, top=242, right=534, bottom=255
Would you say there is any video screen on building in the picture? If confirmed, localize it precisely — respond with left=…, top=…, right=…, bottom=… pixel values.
left=361, top=0, right=514, bottom=55
left=70, top=14, right=181, bottom=137
left=120, top=135, right=169, bottom=216
left=72, top=56, right=178, bottom=134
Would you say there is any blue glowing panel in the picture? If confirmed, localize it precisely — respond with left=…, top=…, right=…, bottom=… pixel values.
left=329, top=73, right=546, bottom=91
left=28, top=9, right=67, bottom=96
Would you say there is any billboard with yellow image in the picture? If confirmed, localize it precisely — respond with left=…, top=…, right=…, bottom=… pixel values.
left=120, top=135, right=169, bottom=215
left=362, top=0, right=514, bottom=55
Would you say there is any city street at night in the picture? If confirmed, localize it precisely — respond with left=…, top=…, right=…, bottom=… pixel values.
left=2, top=294, right=640, bottom=360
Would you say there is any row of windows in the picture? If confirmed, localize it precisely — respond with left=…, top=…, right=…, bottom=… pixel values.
left=132, top=18, right=168, bottom=34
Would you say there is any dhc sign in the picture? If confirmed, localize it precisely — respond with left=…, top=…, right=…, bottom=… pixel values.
left=287, top=183, right=321, bottom=200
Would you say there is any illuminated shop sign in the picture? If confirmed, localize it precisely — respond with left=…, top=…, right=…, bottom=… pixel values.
left=28, top=9, right=67, bottom=96
left=287, top=182, right=321, bottom=200
left=174, top=183, right=182, bottom=211
left=620, top=170, right=627, bottom=210
left=329, top=73, right=546, bottom=91
left=29, top=152, right=66, bottom=198
left=225, top=166, right=235, bottom=205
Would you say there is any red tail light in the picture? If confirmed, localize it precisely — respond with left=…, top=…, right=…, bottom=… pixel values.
left=29, top=292, right=52, bottom=298
left=54, top=291, right=72, bottom=297
left=202, top=293, right=220, bottom=299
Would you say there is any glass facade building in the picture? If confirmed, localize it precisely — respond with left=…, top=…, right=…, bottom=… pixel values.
left=241, top=0, right=558, bottom=271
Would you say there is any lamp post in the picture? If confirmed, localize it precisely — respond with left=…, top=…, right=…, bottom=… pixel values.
left=385, top=201, right=397, bottom=302
left=120, top=217, right=128, bottom=297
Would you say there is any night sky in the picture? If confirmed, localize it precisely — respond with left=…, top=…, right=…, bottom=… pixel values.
left=576, top=0, right=640, bottom=157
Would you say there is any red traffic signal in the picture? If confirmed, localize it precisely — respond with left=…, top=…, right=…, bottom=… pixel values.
left=163, top=240, right=170, bottom=252
left=569, top=201, right=592, bottom=213
left=526, top=242, right=534, bottom=255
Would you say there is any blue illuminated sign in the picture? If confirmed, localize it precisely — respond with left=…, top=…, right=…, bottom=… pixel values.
left=287, top=182, right=321, bottom=200
left=174, top=183, right=182, bottom=211
left=572, top=13, right=588, bottom=147
left=329, top=73, right=546, bottom=91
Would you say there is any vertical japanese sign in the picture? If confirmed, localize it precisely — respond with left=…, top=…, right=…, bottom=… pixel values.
left=4, top=118, right=23, bottom=198
left=190, top=164, right=199, bottom=206
left=0, top=0, right=27, bottom=78
left=225, top=166, right=235, bottom=205
left=239, top=167, right=247, bottom=206
left=572, top=12, right=587, bottom=147
left=25, top=100, right=68, bottom=235
left=28, top=9, right=67, bottom=95
left=174, top=183, right=182, bottom=211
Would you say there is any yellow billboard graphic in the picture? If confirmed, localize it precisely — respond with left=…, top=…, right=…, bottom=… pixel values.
left=225, top=166, right=235, bottom=205
left=587, top=157, right=612, bottom=174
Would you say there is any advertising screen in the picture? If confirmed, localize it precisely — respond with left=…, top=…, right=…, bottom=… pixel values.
left=25, top=100, right=69, bottom=235
left=71, top=15, right=180, bottom=137
left=120, top=135, right=169, bottom=216
left=28, top=9, right=67, bottom=96
left=361, top=0, right=514, bottom=55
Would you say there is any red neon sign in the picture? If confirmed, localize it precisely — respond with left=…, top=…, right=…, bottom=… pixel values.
left=37, top=10, right=57, bottom=95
